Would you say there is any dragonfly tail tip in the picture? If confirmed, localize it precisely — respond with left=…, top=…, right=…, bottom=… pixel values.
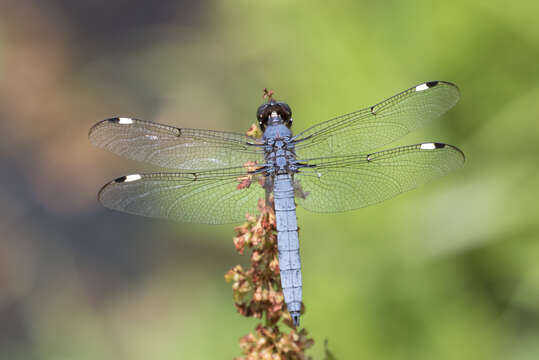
left=291, top=312, right=300, bottom=327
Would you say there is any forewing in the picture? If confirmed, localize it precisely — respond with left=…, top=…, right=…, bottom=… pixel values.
left=294, top=143, right=464, bottom=213
left=294, top=81, right=460, bottom=158
left=98, top=167, right=266, bottom=224
left=89, top=117, right=264, bottom=170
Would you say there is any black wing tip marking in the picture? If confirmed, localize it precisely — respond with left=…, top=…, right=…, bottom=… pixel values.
left=369, top=80, right=460, bottom=118
left=433, top=142, right=445, bottom=148
left=421, top=142, right=466, bottom=163
left=421, top=80, right=455, bottom=88
left=97, top=173, right=143, bottom=204
left=414, top=81, right=461, bottom=108
left=114, top=175, right=127, bottom=183
left=419, top=80, right=460, bottom=93
left=89, top=117, right=184, bottom=144
left=414, top=80, right=459, bottom=90
left=99, top=116, right=132, bottom=125
left=89, top=117, right=130, bottom=138
left=365, top=142, right=465, bottom=163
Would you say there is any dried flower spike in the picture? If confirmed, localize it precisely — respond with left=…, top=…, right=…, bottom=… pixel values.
left=225, top=195, right=314, bottom=359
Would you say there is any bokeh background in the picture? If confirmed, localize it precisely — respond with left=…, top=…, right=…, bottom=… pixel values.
left=1, top=0, right=539, bottom=359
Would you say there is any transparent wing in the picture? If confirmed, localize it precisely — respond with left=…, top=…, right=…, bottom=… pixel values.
left=294, top=142, right=464, bottom=213
left=89, top=117, right=264, bottom=170
left=98, top=167, right=266, bottom=224
left=294, top=81, right=460, bottom=158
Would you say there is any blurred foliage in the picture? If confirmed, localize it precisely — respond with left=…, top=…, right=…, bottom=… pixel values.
left=1, top=0, right=539, bottom=359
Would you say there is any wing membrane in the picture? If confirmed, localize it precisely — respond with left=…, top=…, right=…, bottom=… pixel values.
left=98, top=167, right=266, bottom=224
left=295, top=142, right=464, bottom=213
left=294, top=81, right=460, bottom=158
left=89, top=118, right=264, bottom=170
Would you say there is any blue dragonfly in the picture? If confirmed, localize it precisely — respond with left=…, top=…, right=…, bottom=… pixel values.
left=89, top=81, right=464, bottom=326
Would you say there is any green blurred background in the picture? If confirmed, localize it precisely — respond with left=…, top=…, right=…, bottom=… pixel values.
left=1, top=0, right=539, bottom=359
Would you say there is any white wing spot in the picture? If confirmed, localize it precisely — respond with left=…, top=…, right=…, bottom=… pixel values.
left=420, top=143, right=437, bottom=150
left=125, top=174, right=142, bottom=182
left=415, top=83, right=429, bottom=92
left=118, top=117, right=133, bottom=124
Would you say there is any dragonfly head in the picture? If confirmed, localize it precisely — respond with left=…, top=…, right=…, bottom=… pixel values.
left=256, top=99, right=292, bottom=131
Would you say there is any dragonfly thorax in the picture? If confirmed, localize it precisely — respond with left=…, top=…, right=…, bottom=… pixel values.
left=262, top=132, right=299, bottom=175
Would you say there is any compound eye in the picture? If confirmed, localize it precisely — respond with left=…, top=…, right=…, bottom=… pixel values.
left=256, top=104, right=267, bottom=121
left=278, top=102, right=292, bottom=121
left=277, top=102, right=292, bottom=122
left=256, top=103, right=270, bottom=131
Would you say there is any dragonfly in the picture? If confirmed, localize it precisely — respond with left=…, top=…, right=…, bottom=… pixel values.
left=89, top=81, right=464, bottom=326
